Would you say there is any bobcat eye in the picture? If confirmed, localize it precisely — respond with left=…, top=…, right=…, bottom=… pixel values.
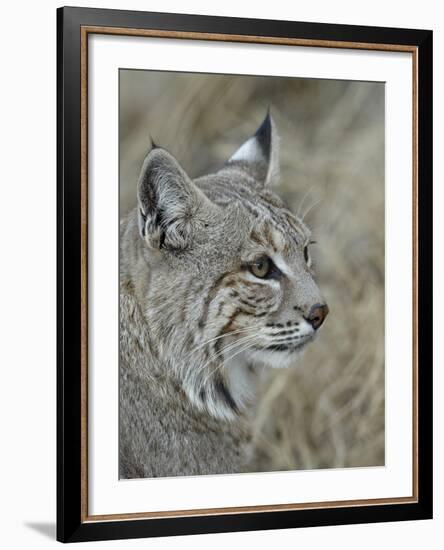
left=249, top=257, right=278, bottom=279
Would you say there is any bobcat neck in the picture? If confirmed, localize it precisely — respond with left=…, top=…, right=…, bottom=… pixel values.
left=119, top=249, right=252, bottom=478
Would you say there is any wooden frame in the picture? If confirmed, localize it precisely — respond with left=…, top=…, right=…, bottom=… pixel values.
left=57, top=6, right=433, bottom=542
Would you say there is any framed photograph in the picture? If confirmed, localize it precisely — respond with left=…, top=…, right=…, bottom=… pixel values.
left=57, top=6, right=433, bottom=543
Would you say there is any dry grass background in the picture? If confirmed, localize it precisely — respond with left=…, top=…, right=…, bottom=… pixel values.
left=120, top=70, right=385, bottom=471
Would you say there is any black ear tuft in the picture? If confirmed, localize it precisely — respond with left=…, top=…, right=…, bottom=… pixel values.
left=227, top=109, right=279, bottom=187
left=254, top=109, right=272, bottom=162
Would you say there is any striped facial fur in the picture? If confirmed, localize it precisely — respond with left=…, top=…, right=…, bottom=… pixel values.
left=121, top=112, right=328, bottom=421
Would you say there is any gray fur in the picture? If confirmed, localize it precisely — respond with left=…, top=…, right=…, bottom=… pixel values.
left=119, top=113, right=327, bottom=478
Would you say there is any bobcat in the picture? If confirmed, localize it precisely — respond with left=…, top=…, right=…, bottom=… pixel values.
left=119, top=112, right=329, bottom=478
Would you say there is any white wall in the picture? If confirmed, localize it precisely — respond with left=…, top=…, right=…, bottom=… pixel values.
left=0, top=1, right=441, bottom=548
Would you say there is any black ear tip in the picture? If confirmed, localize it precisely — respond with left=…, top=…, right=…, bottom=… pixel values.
left=254, top=109, right=273, bottom=157
left=259, top=108, right=272, bottom=126
left=147, top=133, right=160, bottom=150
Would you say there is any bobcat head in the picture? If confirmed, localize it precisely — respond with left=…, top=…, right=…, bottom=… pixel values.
left=123, top=112, right=329, bottom=420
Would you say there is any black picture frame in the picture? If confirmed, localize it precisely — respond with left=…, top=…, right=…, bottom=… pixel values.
left=57, top=5, right=433, bottom=543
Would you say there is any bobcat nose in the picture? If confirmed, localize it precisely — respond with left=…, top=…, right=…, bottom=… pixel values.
left=305, top=303, right=329, bottom=330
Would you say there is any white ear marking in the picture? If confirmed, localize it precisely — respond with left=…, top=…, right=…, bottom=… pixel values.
left=230, top=136, right=264, bottom=164
left=228, top=111, right=280, bottom=187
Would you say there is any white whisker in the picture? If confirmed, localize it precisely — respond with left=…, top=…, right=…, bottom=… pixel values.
left=201, top=337, right=260, bottom=387
left=302, top=198, right=322, bottom=221
left=297, top=186, right=315, bottom=218
left=187, top=326, right=257, bottom=357
left=195, top=332, right=261, bottom=379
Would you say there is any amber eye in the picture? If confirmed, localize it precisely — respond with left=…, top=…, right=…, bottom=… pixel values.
left=250, top=257, right=271, bottom=278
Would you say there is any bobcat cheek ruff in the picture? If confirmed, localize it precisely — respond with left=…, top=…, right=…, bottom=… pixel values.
left=120, top=112, right=328, bottom=477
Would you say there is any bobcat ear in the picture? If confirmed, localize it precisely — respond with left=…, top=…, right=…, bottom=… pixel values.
left=228, top=110, right=279, bottom=186
left=137, top=148, right=204, bottom=250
